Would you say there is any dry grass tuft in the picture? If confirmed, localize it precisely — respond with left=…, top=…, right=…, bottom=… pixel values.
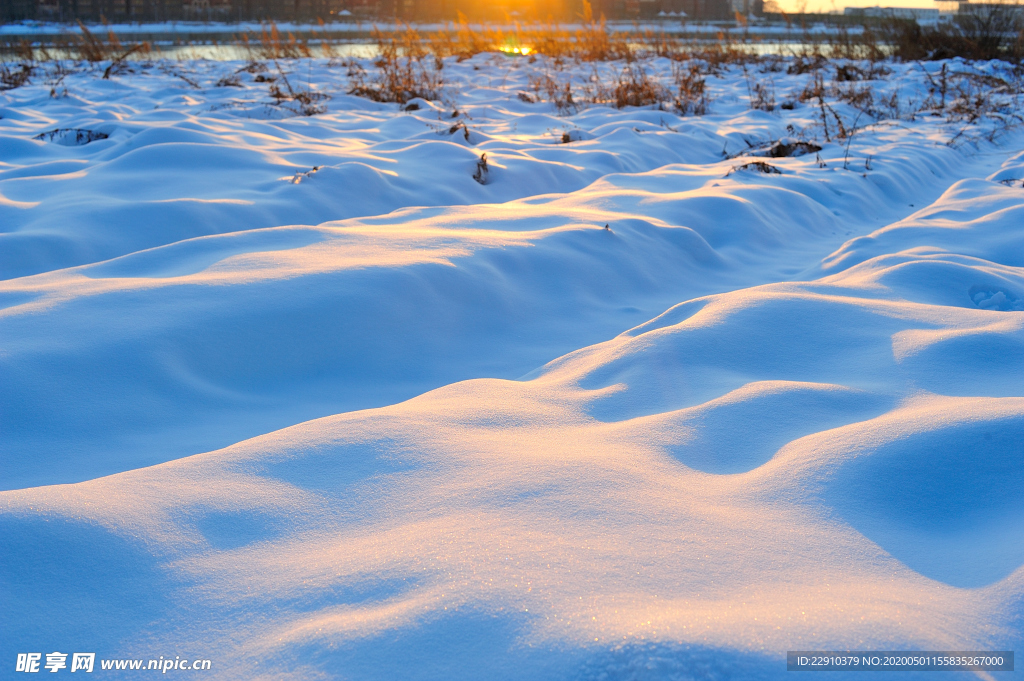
left=472, top=153, right=489, bottom=184
left=1, top=62, right=33, bottom=91
left=375, top=3, right=633, bottom=65
left=244, top=24, right=312, bottom=60
left=347, top=27, right=445, bottom=104
left=614, top=64, right=668, bottom=108
left=765, top=140, right=822, bottom=157
left=673, top=63, right=710, bottom=115
left=268, top=61, right=329, bottom=115
left=745, top=66, right=776, bottom=111
left=74, top=22, right=150, bottom=65
left=728, top=160, right=782, bottom=175
left=529, top=72, right=579, bottom=114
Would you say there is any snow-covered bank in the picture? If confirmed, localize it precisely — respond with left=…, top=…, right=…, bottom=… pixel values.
left=1, top=55, right=1022, bottom=679
left=0, top=19, right=824, bottom=39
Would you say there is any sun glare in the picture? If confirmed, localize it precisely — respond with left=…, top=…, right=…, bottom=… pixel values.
left=499, top=42, right=533, bottom=56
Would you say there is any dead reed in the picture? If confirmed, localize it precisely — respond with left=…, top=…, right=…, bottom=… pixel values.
left=346, top=27, right=445, bottom=104
left=583, top=64, right=669, bottom=109
left=1, top=62, right=33, bottom=91
left=74, top=22, right=150, bottom=65
left=243, top=24, right=312, bottom=60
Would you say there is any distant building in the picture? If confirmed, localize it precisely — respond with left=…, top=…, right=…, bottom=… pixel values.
left=843, top=2, right=1024, bottom=23
left=731, top=0, right=763, bottom=17
left=957, top=0, right=1024, bottom=16
left=593, top=0, right=736, bottom=20
left=843, top=5, right=940, bottom=20
left=6, top=0, right=758, bottom=22
left=15, top=0, right=359, bottom=21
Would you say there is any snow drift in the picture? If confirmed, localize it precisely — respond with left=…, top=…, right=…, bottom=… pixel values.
left=1, top=54, right=1022, bottom=679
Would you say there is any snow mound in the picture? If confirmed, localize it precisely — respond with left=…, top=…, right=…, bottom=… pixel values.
left=824, top=404, right=1024, bottom=588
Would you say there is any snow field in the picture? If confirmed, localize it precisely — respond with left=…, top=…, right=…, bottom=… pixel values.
left=1, top=54, right=1022, bottom=679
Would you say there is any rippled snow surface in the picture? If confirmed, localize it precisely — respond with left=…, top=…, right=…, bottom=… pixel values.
left=2, top=55, right=1022, bottom=680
